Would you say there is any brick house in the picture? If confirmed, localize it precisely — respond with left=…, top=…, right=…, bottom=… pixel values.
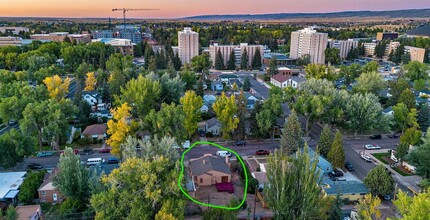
left=38, top=171, right=63, bottom=204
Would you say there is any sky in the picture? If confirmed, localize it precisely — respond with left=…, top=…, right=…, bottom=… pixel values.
left=0, top=0, right=429, bottom=18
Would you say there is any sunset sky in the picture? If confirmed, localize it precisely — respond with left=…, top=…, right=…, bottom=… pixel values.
left=0, top=0, right=429, bottom=18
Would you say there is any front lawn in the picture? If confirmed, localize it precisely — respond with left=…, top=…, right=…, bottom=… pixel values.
left=371, top=152, right=413, bottom=176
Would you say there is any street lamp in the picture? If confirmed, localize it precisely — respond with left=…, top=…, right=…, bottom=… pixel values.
left=253, top=185, right=263, bottom=220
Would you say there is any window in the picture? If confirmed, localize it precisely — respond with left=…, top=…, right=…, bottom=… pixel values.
left=200, top=178, right=203, bottom=183
left=42, top=191, right=46, bottom=196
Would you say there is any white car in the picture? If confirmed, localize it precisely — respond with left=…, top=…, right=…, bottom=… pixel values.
left=364, top=144, right=381, bottom=150
left=361, top=154, right=372, bottom=162
left=216, top=150, right=232, bottom=157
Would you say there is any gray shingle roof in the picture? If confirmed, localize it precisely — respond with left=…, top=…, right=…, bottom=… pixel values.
left=190, top=155, right=231, bottom=176
left=324, top=181, right=368, bottom=195
left=406, top=25, right=430, bottom=37
left=206, top=117, right=221, bottom=129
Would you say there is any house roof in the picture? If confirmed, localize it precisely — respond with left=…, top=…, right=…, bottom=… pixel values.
left=206, top=117, right=221, bottom=129
left=190, top=155, right=231, bottom=176
left=382, top=106, right=393, bottom=114
left=82, top=124, right=106, bottom=136
left=406, top=25, right=430, bottom=37
left=230, top=79, right=243, bottom=88
left=324, top=181, right=368, bottom=195
left=0, top=172, right=26, bottom=199
left=271, top=73, right=290, bottom=83
left=290, top=76, right=305, bottom=83
left=91, top=163, right=119, bottom=177
left=38, top=169, right=59, bottom=191
left=82, top=91, right=100, bottom=99
left=15, top=205, right=41, bottom=220
left=244, top=92, right=257, bottom=100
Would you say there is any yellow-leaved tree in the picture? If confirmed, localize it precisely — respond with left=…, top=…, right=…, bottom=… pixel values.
left=180, top=91, right=203, bottom=139
left=357, top=194, right=381, bottom=220
left=43, top=75, right=71, bottom=100
left=213, top=92, right=239, bottom=139
left=84, top=72, right=96, bottom=91
left=107, top=103, right=132, bottom=157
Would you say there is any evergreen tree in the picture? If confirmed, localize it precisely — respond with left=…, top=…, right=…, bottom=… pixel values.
left=418, top=103, right=430, bottom=132
left=280, top=111, right=303, bottom=154
left=243, top=77, right=251, bottom=92
left=235, top=91, right=247, bottom=140
left=328, top=131, right=345, bottom=168
left=268, top=55, right=278, bottom=76
left=172, top=52, right=182, bottom=71
left=227, top=50, right=236, bottom=70
left=328, top=193, right=344, bottom=220
left=215, top=49, right=224, bottom=70
left=240, top=48, right=248, bottom=70
left=252, top=48, right=262, bottom=69
left=196, top=80, right=204, bottom=97
left=424, top=49, right=430, bottom=64
left=317, top=124, right=333, bottom=158
left=392, top=44, right=405, bottom=64
left=402, top=52, right=411, bottom=64
left=144, top=43, right=155, bottom=69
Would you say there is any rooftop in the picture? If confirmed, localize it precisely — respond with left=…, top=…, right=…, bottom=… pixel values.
left=406, top=25, right=430, bottom=37
left=15, top=205, right=41, bottom=220
left=190, top=154, right=231, bottom=176
left=82, top=124, right=106, bottom=136
left=271, top=73, right=290, bottom=83
left=0, top=172, right=26, bottom=199
left=323, top=180, right=369, bottom=195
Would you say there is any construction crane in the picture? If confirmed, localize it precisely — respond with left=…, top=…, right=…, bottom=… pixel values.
left=112, top=8, right=159, bottom=29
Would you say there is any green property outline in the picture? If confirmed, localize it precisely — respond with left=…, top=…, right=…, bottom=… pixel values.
left=177, top=141, right=249, bottom=210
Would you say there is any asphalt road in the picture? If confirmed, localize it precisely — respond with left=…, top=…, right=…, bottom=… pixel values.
left=67, top=79, right=77, bottom=99
left=0, top=123, right=19, bottom=135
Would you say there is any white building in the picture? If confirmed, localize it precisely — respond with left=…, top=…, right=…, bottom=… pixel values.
left=0, top=172, right=26, bottom=203
left=92, top=38, right=135, bottom=56
left=0, top=27, right=29, bottom=34
left=209, top=43, right=264, bottom=68
left=328, top=39, right=358, bottom=60
left=178, top=27, right=199, bottom=65
left=363, top=43, right=377, bottom=57
left=0, top=37, right=22, bottom=47
left=290, top=27, right=328, bottom=64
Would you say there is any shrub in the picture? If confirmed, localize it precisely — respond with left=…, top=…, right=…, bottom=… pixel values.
left=206, top=132, right=213, bottom=137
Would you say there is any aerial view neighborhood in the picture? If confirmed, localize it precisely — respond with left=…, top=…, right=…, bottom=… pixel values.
left=0, top=1, right=430, bottom=220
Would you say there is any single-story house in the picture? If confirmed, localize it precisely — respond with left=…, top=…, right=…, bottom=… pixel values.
left=15, top=205, right=42, bottom=220
left=307, top=148, right=333, bottom=174
left=288, top=76, right=305, bottom=89
left=322, top=180, right=368, bottom=201
left=82, top=91, right=103, bottom=106
left=211, top=81, right=224, bottom=91
left=378, top=89, right=392, bottom=99
left=382, top=106, right=394, bottom=116
left=203, top=95, right=216, bottom=106
left=38, top=171, right=63, bottom=203
left=199, top=104, right=209, bottom=113
left=0, top=172, right=26, bottom=204
left=270, top=73, right=290, bottom=88
left=202, top=118, right=222, bottom=136
left=81, top=124, right=107, bottom=140
left=189, top=154, right=232, bottom=187
left=244, top=92, right=258, bottom=110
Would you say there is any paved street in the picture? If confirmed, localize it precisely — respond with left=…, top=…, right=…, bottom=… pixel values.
left=0, top=123, right=19, bottom=135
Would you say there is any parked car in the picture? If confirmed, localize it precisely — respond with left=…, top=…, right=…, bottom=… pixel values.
left=107, top=157, right=119, bottom=164
left=256, top=150, right=270, bottom=155
left=388, top=133, right=400, bottom=138
left=99, top=148, right=112, bottom=153
left=364, top=144, right=381, bottom=150
left=233, top=141, right=246, bottom=146
left=216, top=150, right=232, bottom=157
left=361, top=154, right=372, bottom=162
left=329, top=169, right=344, bottom=178
left=370, top=134, right=382, bottom=139
left=60, top=149, right=79, bottom=155
left=27, top=163, right=43, bottom=170
left=82, top=148, right=93, bottom=155
left=37, top=151, right=54, bottom=157
left=345, top=162, right=354, bottom=171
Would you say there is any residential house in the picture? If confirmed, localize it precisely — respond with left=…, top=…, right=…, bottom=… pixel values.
left=270, top=73, right=290, bottom=88
left=288, top=76, right=305, bottom=89
left=199, top=104, right=209, bottom=113
left=322, top=180, right=369, bottom=201
left=38, top=171, right=63, bottom=203
left=419, top=90, right=430, bottom=98
left=211, top=81, right=224, bottom=91
left=82, top=91, right=103, bottom=107
left=15, top=205, right=42, bottom=220
left=378, top=89, right=392, bottom=99
left=307, top=148, right=333, bottom=174
left=81, top=124, right=107, bottom=140
left=202, top=118, right=222, bottom=136
left=382, top=106, right=394, bottom=116
left=189, top=154, right=232, bottom=187
left=0, top=172, right=26, bottom=204
left=100, top=110, right=113, bottom=119
left=244, top=92, right=258, bottom=110
left=203, top=95, right=216, bottom=106
left=229, top=79, right=243, bottom=90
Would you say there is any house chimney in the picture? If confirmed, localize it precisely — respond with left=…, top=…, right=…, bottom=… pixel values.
left=203, top=159, right=206, bottom=165
left=225, top=156, right=230, bottom=167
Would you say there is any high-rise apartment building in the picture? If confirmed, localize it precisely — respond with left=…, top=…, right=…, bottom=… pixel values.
left=209, top=43, right=263, bottom=68
left=290, top=27, right=328, bottom=64
left=363, top=43, right=377, bottom=57
left=327, top=39, right=359, bottom=59
left=178, top=27, right=199, bottom=65
left=405, top=46, right=426, bottom=63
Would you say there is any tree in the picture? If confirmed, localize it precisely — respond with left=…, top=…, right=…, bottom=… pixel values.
left=402, top=52, right=411, bottom=65
left=364, top=165, right=394, bottom=196
left=345, top=93, right=386, bottom=137
left=317, top=124, right=333, bottom=158
left=84, top=72, right=96, bottom=91
left=0, top=129, right=35, bottom=168
left=280, top=111, right=302, bottom=153
left=43, top=75, right=71, bottom=100
left=296, top=54, right=311, bottom=66
left=339, top=63, right=362, bottom=85
left=108, top=70, right=125, bottom=98
left=328, top=193, right=343, bottom=220
left=408, top=134, right=430, bottom=178
left=362, top=61, right=379, bottom=73
left=122, top=136, right=180, bottom=162
left=400, top=127, right=422, bottom=146
left=90, top=157, right=185, bottom=220
left=53, top=148, right=90, bottom=201
left=325, top=47, right=341, bottom=65
left=252, top=48, right=262, bottom=69
left=265, top=145, right=326, bottom=219
left=196, top=80, right=204, bottom=97
left=159, top=74, right=185, bottom=104
left=240, top=48, right=248, bottom=70
left=374, top=41, right=387, bottom=58
left=353, top=71, right=386, bottom=94
left=106, top=103, right=132, bottom=157
left=404, top=61, right=429, bottom=81
left=213, top=92, right=239, bottom=139
left=180, top=91, right=203, bottom=138
left=418, top=103, right=430, bottom=132
left=6, top=206, right=18, bottom=220
left=268, top=55, right=278, bottom=76
left=190, top=53, right=210, bottom=73
left=243, top=77, right=251, bottom=92
left=328, top=131, right=345, bottom=168
left=18, top=170, right=46, bottom=204
left=413, top=79, right=426, bottom=91
left=392, top=44, right=405, bottom=64
left=117, top=75, right=161, bottom=118
left=215, top=49, right=224, bottom=70
left=305, top=64, right=336, bottom=81
left=393, top=103, right=418, bottom=133
left=357, top=194, right=382, bottom=220
left=398, top=88, right=417, bottom=110
left=227, top=50, right=236, bottom=70
left=235, top=91, right=247, bottom=140
left=180, top=70, right=197, bottom=91
left=389, top=77, right=410, bottom=105
left=391, top=190, right=430, bottom=219
left=396, top=142, right=409, bottom=166
left=145, top=103, right=186, bottom=144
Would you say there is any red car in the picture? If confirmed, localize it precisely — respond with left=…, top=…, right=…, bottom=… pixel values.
left=256, top=150, right=270, bottom=155
left=99, top=148, right=112, bottom=153
left=60, top=149, right=79, bottom=155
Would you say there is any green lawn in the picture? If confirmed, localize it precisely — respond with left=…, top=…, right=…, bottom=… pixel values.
left=371, top=152, right=413, bottom=176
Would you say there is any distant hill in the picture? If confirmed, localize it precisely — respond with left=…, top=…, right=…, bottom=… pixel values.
left=181, top=9, right=430, bottom=21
